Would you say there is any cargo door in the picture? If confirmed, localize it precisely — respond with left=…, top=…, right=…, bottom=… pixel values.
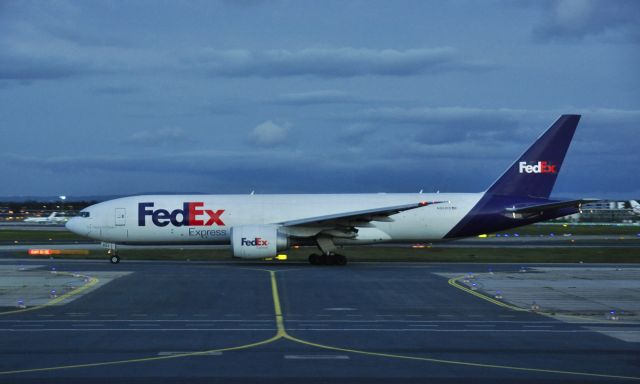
left=115, top=208, right=126, bottom=226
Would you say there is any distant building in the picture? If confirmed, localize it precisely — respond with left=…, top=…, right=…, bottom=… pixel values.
left=559, top=200, right=640, bottom=223
left=0, top=201, right=96, bottom=222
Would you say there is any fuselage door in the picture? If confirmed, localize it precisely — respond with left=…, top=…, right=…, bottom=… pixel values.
left=115, top=208, right=126, bottom=226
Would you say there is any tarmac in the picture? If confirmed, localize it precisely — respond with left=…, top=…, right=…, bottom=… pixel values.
left=0, top=259, right=638, bottom=383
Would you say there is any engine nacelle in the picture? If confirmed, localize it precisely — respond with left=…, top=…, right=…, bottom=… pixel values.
left=230, top=225, right=289, bottom=259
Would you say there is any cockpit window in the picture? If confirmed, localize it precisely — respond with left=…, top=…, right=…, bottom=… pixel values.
left=79, top=211, right=90, bottom=218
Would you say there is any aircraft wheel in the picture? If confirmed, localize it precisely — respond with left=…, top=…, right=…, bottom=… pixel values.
left=336, top=254, right=347, bottom=266
left=110, top=255, right=120, bottom=264
left=309, top=254, right=320, bottom=265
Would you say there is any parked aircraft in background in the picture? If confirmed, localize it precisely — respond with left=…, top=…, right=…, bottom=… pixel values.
left=24, top=212, right=68, bottom=224
left=66, top=115, right=595, bottom=265
left=630, top=200, right=640, bottom=216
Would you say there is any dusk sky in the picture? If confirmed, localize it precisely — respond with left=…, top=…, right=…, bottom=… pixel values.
left=1, top=0, right=638, bottom=199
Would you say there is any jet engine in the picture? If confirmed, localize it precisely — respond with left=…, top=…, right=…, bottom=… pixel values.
left=230, top=225, right=290, bottom=259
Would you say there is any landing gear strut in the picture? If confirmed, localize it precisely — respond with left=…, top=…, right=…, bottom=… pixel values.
left=309, top=236, right=347, bottom=265
left=105, top=243, right=120, bottom=264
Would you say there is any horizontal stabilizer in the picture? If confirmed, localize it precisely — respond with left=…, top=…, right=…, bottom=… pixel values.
left=504, top=198, right=599, bottom=216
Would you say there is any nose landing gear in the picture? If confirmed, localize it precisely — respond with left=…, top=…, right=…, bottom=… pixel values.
left=104, top=242, right=120, bottom=264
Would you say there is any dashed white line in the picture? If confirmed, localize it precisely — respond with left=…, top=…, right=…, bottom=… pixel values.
left=285, top=355, right=350, bottom=360
left=14, top=324, right=44, bottom=327
left=158, top=351, right=222, bottom=356
left=72, top=323, right=104, bottom=327
left=466, top=324, right=496, bottom=327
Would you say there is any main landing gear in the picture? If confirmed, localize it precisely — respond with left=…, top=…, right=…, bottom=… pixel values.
left=309, top=236, right=347, bottom=265
left=308, top=253, right=347, bottom=266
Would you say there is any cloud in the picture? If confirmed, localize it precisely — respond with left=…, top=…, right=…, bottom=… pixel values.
left=123, top=127, right=191, bottom=146
left=533, top=0, right=640, bottom=42
left=0, top=148, right=309, bottom=182
left=249, top=121, right=290, bottom=145
left=92, top=85, right=138, bottom=95
left=355, top=106, right=525, bottom=125
left=274, top=90, right=355, bottom=106
left=0, top=34, right=118, bottom=81
left=0, top=42, right=94, bottom=81
left=3, top=107, right=640, bottom=195
left=349, top=107, right=526, bottom=144
left=0, top=21, right=162, bottom=82
left=186, top=47, right=493, bottom=78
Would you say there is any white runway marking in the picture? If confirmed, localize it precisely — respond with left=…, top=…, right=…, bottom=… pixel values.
left=158, top=351, right=222, bottom=356
left=285, top=354, right=350, bottom=360
left=466, top=324, right=495, bottom=327
left=72, top=323, right=104, bottom=327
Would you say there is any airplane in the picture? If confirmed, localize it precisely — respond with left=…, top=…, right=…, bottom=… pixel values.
left=66, top=115, right=596, bottom=265
left=630, top=200, right=640, bottom=215
left=24, top=212, right=68, bottom=224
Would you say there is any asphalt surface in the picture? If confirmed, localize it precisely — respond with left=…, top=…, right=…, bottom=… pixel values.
left=0, top=259, right=638, bottom=383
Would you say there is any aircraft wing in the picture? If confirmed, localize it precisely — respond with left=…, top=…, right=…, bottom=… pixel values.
left=278, top=201, right=447, bottom=228
left=504, top=198, right=599, bottom=216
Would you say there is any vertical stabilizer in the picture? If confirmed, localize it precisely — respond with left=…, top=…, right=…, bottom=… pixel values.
left=486, top=115, right=580, bottom=199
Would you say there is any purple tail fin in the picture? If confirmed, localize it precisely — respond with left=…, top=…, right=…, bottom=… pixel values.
left=486, top=114, right=580, bottom=199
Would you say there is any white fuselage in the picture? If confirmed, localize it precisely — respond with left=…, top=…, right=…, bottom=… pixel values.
left=68, top=193, right=483, bottom=245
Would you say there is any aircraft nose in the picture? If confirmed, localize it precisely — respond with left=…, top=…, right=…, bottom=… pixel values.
left=65, top=217, right=85, bottom=235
